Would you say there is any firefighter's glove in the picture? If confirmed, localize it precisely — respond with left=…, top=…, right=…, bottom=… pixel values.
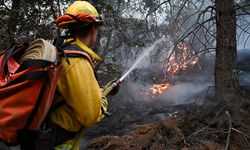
left=101, top=96, right=108, bottom=113
left=101, top=96, right=111, bottom=117
left=104, top=80, right=120, bottom=96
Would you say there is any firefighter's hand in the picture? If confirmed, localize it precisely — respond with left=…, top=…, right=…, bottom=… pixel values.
left=104, top=80, right=120, bottom=96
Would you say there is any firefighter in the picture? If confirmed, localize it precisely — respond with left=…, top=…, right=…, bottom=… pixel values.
left=50, top=1, right=114, bottom=149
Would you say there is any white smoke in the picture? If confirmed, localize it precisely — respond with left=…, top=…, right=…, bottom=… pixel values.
left=118, top=39, right=215, bottom=106
left=159, top=81, right=212, bottom=105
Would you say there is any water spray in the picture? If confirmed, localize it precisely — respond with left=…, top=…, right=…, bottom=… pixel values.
left=103, top=38, right=164, bottom=97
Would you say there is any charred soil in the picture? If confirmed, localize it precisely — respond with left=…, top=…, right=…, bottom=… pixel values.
left=84, top=87, right=250, bottom=150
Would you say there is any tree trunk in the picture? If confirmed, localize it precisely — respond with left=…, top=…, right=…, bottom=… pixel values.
left=215, top=0, right=239, bottom=102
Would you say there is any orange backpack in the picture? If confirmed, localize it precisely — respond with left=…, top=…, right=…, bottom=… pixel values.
left=0, top=39, right=62, bottom=144
left=0, top=38, right=95, bottom=146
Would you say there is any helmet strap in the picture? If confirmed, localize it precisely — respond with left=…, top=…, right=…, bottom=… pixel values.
left=66, top=14, right=83, bottom=23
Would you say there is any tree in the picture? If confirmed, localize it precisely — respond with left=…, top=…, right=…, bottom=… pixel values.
left=7, top=0, right=20, bottom=33
left=215, top=0, right=239, bottom=101
left=160, top=0, right=250, bottom=103
left=0, top=0, right=65, bottom=47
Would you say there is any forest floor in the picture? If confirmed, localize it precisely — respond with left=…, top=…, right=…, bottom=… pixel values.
left=83, top=87, right=250, bottom=150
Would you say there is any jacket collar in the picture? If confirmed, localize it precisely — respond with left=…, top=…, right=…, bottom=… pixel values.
left=70, top=38, right=102, bottom=62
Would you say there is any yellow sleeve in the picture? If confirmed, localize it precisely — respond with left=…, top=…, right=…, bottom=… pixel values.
left=51, top=57, right=106, bottom=131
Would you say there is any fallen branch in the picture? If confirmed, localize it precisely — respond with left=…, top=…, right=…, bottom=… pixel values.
left=232, top=127, right=250, bottom=147
left=188, top=106, right=226, bottom=138
left=232, top=128, right=250, bottom=139
left=244, top=136, right=250, bottom=148
left=181, top=129, right=187, bottom=146
left=225, top=111, right=232, bottom=150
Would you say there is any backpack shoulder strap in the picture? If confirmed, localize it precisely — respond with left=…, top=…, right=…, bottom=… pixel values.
left=63, top=44, right=94, bottom=67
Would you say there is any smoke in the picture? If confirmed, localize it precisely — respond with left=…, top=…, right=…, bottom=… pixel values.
left=119, top=46, right=250, bottom=106
left=120, top=65, right=214, bottom=106
left=158, top=80, right=212, bottom=105
left=238, top=48, right=250, bottom=86
left=116, top=35, right=215, bottom=105
left=113, top=35, right=216, bottom=106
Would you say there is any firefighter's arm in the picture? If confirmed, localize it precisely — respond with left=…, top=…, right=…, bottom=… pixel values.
left=58, top=58, right=107, bottom=127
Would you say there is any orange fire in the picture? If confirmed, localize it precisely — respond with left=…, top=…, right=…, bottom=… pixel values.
left=146, top=41, right=198, bottom=97
left=166, top=41, right=198, bottom=76
left=150, top=83, right=170, bottom=94
left=142, top=83, right=170, bottom=98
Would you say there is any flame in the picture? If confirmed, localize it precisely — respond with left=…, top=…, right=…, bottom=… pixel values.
left=166, top=41, right=198, bottom=76
left=150, top=83, right=170, bottom=95
left=141, top=83, right=171, bottom=98
left=144, top=41, right=198, bottom=97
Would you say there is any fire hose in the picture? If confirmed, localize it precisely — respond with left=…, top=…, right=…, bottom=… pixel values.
left=101, top=79, right=122, bottom=117
left=102, top=79, right=122, bottom=97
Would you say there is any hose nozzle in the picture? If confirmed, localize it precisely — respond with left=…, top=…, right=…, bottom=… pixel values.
left=103, top=80, right=121, bottom=96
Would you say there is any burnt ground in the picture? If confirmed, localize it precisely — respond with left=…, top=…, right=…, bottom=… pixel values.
left=82, top=55, right=250, bottom=150
left=79, top=68, right=250, bottom=150
left=81, top=85, right=250, bottom=150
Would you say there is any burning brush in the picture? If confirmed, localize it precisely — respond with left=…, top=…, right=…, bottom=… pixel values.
left=145, top=83, right=171, bottom=98
left=143, top=41, right=199, bottom=97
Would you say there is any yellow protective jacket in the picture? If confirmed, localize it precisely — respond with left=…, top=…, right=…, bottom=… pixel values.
left=51, top=39, right=107, bottom=132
